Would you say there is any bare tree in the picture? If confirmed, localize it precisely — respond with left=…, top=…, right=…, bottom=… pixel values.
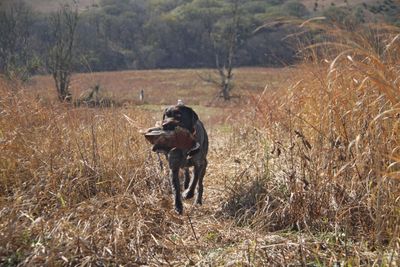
left=199, top=0, right=242, bottom=101
left=47, top=3, right=78, bottom=102
left=213, top=0, right=241, bottom=101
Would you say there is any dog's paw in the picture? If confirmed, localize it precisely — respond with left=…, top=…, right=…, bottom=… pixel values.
left=174, top=202, right=183, bottom=215
left=175, top=207, right=183, bottom=215
left=194, top=198, right=203, bottom=205
left=182, top=189, right=195, bottom=200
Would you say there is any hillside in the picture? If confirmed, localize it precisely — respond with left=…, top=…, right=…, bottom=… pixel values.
left=1, top=0, right=99, bottom=12
left=2, top=0, right=396, bottom=76
left=1, top=0, right=381, bottom=13
left=302, top=0, right=372, bottom=11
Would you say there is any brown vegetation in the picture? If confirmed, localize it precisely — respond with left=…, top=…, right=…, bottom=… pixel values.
left=223, top=23, right=400, bottom=263
left=1, top=25, right=399, bottom=266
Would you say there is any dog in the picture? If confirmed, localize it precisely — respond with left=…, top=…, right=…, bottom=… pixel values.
left=158, top=104, right=208, bottom=214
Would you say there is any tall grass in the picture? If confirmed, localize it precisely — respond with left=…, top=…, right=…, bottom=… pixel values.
left=223, top=23, right=400, bottom=264
left=0, top=81, right=183, bottom=265
left=0, top=76, right=283, bottom=266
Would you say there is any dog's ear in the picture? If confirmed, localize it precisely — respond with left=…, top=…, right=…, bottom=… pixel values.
left=162, top=108, right=168, bottom=121
left=186, top=106, right=199, bottom=132
left=176, top=106, right=198, bottom=132
left=180, top=106, right=198, bottom=123
left=191, top=108, right=199, bottom=125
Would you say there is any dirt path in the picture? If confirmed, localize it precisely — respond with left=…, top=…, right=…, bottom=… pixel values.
left=139, top=129, right=304, bottom=266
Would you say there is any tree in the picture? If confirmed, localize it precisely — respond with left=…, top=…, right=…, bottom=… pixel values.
left=199, top=0, right=244, bottom=101
left=47, top=3, right=78, bottom=102
left=214, top=0, right=241, bottom=100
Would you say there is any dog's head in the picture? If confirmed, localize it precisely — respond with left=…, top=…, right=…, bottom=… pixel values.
left=162, top=105, right=199, bottom=133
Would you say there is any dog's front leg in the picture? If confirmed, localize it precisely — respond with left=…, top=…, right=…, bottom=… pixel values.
left=183, top=167, right=191, bottom=190
left=184, top=159, right=207, bottom=204
left=195, top=160, right=207, bottom=205
left=182, top=165, right=198, bottom=200
left=168, top=148, right=184, bottom=214
left=170, top=169, right=182, bottom=214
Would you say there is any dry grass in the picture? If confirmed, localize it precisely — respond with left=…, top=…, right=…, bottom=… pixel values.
left=0, top=74, right=281, bottom=266
left=1, top=25, right=400, bottom=266
left=221, top=23, right=400, bottom=264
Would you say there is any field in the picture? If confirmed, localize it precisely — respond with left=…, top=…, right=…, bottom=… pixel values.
left=1, top=26, right=400, bottom=266
left=28, top=67, right=291, bottom=127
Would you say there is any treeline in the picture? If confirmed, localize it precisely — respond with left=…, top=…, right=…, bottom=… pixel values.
left=0, top=0, right=399, bottom=79
left=66, top=0, right=307, bottom=71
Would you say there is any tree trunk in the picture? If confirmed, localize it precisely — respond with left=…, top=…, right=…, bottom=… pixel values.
left=48, top=4, right=78, bottom=102
left=222, top=82, right=231, bottom=101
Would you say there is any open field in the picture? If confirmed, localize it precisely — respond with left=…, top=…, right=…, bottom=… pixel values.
left=1, top=25, right=400, bottom=266
left=28, top=67, right=294, bottom=129
left=29, top=67, right=290, bottom=104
